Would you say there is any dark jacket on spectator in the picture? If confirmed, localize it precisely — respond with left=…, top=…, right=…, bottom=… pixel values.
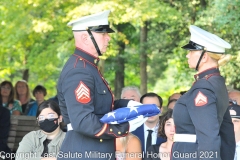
left=0, top=105, right=11, bottom=158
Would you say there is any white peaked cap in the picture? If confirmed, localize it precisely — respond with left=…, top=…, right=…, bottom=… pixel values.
left=183, top=25, right=231, bottom=53
left=67, top=10, right=113, bottom=32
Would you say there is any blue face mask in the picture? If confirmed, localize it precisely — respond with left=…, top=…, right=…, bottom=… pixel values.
left=39, top=118, right=59, bottom=133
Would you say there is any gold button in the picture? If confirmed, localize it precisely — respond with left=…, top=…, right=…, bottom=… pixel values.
left=118, top=131, right=121, bottom=134
left=79, top=58, right=82, bottom=60
left=126, top=131, right=128, bottom=133
left=100, top=139, right=103, bottom=142
left=110, top=129, right=113, bottom=132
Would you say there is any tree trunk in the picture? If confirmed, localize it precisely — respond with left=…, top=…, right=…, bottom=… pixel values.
left=22, top=69, right=29, bottom=81
left=200, top=0, right=207, bottom=9
left=139, top=21, right=148, bottom=95
left=114, top=42, right=125, bottom=99
left=22, top=54, right=29, bottom=81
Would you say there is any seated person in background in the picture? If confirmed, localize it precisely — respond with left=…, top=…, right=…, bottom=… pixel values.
left=121, top=86, right=142, bottom=102
left=229, top=104, right=240, bottom=160
left=24, top=85, right=47, bottom=116
left=15, top=80, right=34, bottom=113
left=48, top=95, right=58, bottom=104
left=229, top=89, right=240, bottom=105
left=167, top=99, right=177, bottom=109
left=0, top=99, right=11, bottom=160
left=116, top=133, right=142, bottom=160
left=1, top=80, right=22, bottom=115
left=168, top=93, right=181, bottom=102
left=16, top=100, right=66, bottom=160
left=144, top=109, right=175, bottom=160
left=115, top=86, right=142, bottom=160
left=167, top=91, right=186, bottom=109
left=132, top=92, right=166, bottom=153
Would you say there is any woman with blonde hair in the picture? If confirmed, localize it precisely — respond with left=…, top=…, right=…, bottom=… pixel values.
left=15, top=80, right=34, bottom=114
left=116, top=134, right=142, bottom=160
left=171, top=25, right=235, bottom=160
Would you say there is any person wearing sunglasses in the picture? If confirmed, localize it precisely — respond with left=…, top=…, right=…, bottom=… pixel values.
left=16, top=100, right=65, bottom=160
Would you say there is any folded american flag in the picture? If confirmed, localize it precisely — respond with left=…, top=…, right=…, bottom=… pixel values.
left=100, top=104, right=161, bottom=124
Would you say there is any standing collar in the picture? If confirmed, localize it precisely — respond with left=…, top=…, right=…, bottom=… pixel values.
left=194, top=67, right=220, bottom=80
left=74, top=47, right=100, bottom=65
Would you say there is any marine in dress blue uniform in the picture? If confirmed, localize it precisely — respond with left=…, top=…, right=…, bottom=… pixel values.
left=172, top=25, right=235, bottom=160
left=57, top=10, right=146, bottom=160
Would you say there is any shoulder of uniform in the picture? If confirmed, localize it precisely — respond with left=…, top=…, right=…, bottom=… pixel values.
left=194, top=79, right=214, bottom=89
left=191, top=79, right=216, bottom=95
left=74, top=56, right=97, bottom=69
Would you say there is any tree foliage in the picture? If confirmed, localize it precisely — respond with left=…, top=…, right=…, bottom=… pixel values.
left=0, top=0, right=239, bottom=104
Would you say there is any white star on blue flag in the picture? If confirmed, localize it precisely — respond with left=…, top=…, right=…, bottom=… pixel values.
left=100, top=104, right=160, bottom=124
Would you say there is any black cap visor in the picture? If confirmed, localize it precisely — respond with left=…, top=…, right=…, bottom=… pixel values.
left=89, top=25, right=114, bottom=33
left=182, top=41, right=204, bottom=50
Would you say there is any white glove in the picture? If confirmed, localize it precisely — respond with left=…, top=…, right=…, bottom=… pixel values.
left=127, top=100, right=143, bottom=107
left=128, top=115, right=148, bottom=132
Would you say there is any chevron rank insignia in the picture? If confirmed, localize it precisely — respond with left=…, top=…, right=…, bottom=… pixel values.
left=194, top=91, right=208, bottom=107
left=75, top=81, right=91, bottom=104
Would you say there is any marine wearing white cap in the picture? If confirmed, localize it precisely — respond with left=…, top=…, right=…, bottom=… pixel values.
left=182, top=25, right=231, bottom=70
left=172, top=25, right=235, bottom=160
left=58, top=10, right=146, bottom=160
left=67, top=10, right=114, bottom=33
left=67, top=10, right=114, bottom=56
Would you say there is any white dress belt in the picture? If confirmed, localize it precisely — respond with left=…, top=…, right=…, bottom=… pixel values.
left=67, top=123, right=73, bottom=131
left=173, top=134, right=197, bottom=143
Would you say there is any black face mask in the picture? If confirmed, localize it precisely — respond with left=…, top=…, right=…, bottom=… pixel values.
left=39, top=118, right=59, bottom=133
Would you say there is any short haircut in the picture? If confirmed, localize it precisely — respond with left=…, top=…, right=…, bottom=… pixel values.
left=36, top=100, right=61, bottom=117
left=33, top=85, right=47, bottom=96
left=140, top=92, right=163, bottom=107
left=121, top=86, right=141, bottom=99
left=158, top=109, right=173, bottom=139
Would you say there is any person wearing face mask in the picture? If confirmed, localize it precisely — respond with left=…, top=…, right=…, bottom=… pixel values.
left=172, top=25, right=235, bottom=160
left=16, top=100, right=66, bottom=160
